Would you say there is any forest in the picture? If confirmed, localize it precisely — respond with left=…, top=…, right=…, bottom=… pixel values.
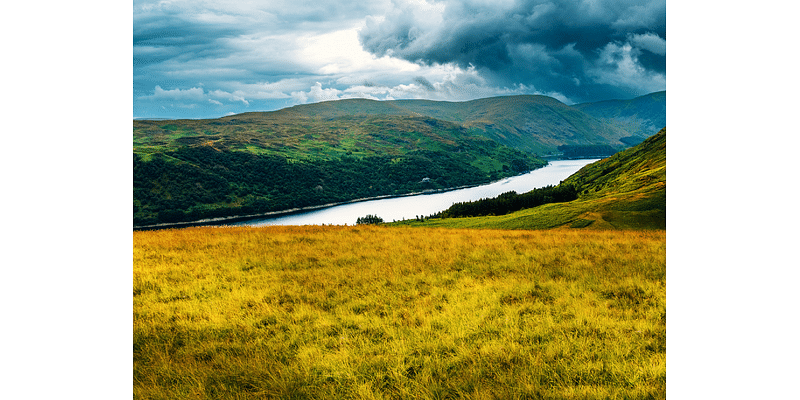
left=133, top=146, right=542, bottom=226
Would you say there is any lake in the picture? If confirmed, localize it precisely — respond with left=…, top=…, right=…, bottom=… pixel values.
left=233, top=159, right=599, bottom=227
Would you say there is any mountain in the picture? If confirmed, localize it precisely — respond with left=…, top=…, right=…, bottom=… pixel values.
left=133, top=93, right=666, bottom=227
left=392, top=96, right=636, bottom=155
left=272, top=95, right=639, bottom=155
left=574, top=91, right=666, bottom=145
left=402, top=127, right=666, bottom=230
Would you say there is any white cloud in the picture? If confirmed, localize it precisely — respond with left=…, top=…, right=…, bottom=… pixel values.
left=290, top=91, right=309, bottom=104
left=297, top=27, right=421, bottom=76
left=629, top=32, right=667, bottom=56
left=589, top=42, right=666, bottom=94
left=308, top=82, right=343, bottom=102
left=285, top=64, right=573, bottom=107
left=139, top=85, right=256, bottom=107
left=291, top=82, right=347, bottom=104
left=209, top=89, right=249, bottom=106
left=139, top=85, right=205, bottom=101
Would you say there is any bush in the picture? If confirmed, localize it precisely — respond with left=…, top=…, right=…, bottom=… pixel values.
left=356, top=214, right=384, bottom=225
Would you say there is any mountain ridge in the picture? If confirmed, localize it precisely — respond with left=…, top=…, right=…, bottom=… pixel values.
left=574, top=91, right=666, bottom=143
left=136, top=92, right=665, bottom=156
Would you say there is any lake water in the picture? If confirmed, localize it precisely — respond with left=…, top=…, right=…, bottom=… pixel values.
left=233, top=159, right=599, bottom=227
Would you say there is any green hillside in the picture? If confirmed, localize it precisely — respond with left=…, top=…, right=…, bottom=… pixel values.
left=253, top=95, right=648, bottom=155
left=134, top=114, right=543, bottom=227
left=396, top=127, right=666, bottom=230
left=133, top=93, right=665, bottom=227
left=574, top=91, right=666, bottom=145
left=393, top=96, right=634, bottom=155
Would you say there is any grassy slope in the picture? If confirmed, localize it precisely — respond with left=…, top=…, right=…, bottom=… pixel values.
left=134, top=111, right=469, bottom=160
left=135, top=94, right=642, bottom=157
left=133, top=94, right=664, bottom=226
left=397, top=127, right=666, bottom=230
left=133, top=109, right=546, bottom=171
left=134, top=113, right=543, bottom=226
left=134, top=226, right=666, bottom=399
left=574, top=91, right=666, bottom=141
left=392, top=95, right=634, bottom=154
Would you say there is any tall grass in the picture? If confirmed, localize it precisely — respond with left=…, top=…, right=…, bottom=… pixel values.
left=134, top=226, right=665, bottom=399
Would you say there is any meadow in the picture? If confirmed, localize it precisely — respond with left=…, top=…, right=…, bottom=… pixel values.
left=134, top=225, right=665, bottom=399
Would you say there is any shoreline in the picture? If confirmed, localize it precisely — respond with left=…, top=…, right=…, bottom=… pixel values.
left=133, top=180, right=510, bottom=231
left=132, top=158, right=602, bottom=231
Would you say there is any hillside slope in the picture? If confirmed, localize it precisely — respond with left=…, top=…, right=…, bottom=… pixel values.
left=392, top=95, right=634, bottom=155
left=223, top=94, right=650, bottom=155
left=399, top=127, right=666, bottom=230
left=272, top=95, right=638, bottom=155
left=559, top=126, right=666, bottom=229
left=133, top=93, right=665, bottom=227
left=574, top=91, right=666, bottom=145
left=133, top=114, right=543, bottom=227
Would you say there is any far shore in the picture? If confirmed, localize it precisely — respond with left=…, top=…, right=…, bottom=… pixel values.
left=132, top=157, right=609, bottom=231
left=134, top=179, right=511, bottom=231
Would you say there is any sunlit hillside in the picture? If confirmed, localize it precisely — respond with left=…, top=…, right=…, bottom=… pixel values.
left=399, top=127, right=666, bottom=230
left=134, top=113, right=543, bottom=227
left=134, top=226, right=665, bottom=399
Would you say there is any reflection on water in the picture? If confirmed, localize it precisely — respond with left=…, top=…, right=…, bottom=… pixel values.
left=234, top=159, right=599, bottom=227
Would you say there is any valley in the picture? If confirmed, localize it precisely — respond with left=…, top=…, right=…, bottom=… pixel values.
left=133, top=92, right=665, bottom=227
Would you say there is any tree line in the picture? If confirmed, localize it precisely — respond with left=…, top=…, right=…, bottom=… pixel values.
left=134, top=146, right=538, bottom=226
left=438, top=184, right=578, bottom=218
left=356, top=215, right=384, bottom=225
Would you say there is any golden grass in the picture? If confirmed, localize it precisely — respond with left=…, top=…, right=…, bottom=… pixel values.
left=134, top=225, right=665, bottom=399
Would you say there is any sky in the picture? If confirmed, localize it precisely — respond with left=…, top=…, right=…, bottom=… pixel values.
left=133, top=0, right=666, bottom=119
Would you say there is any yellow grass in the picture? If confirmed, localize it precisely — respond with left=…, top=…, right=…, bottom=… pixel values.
left=134, top=225, right=665, bottom=399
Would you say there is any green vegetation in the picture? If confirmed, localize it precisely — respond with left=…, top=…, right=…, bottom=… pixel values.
left=574, top=91, right=666, bottom=142
left=133, top=93, right=666, bottom=227
left=438, top=185, right=579, bottom=219
left=389, top=95, right=636, bottom=155
left=396, top=128, right=666, bottom=230
left=356, top=214, right=384, bottom=225
left=134, top=114, right=544, bottom=226
left=134, top=226, right=665, bottom=399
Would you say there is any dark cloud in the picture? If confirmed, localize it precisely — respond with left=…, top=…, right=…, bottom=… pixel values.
left=414, top=76, right=436, bottom=91
left=133, top=15, right=244, bottom=71
left=132, top=0, right=665, bottom=119
left=359, top=0, right=666, bottom=103
left=133, top=16, right=241, bottom=47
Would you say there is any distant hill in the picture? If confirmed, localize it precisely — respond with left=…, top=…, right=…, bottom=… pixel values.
left=133, top=93, right=665, bottom=227
left=133, top=113, right=544, bottom=227
left=574, top=91, right=666, bottom=145
left=273, top=95, right=639, bottom=155
left=400, top=127, right=666, bottom=230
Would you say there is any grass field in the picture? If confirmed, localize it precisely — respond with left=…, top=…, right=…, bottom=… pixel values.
left=134, top=225, right=665, bottom=399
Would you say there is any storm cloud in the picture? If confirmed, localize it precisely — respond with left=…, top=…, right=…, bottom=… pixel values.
left=133, top=0, right=665, bottom=118
left=359, top=0, right=666, bottom=102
